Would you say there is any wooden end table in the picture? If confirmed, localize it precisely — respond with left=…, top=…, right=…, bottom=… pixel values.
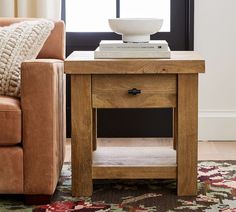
left=65, top=51, right=205, bottom=197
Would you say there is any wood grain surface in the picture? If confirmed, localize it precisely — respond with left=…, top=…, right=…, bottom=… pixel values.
left=65, top=51, right=205, bottom=74
left=92, top=74, right=176, bottom=108
left=93, top=166, right=176, bottom=179
left=177, top=74, right=198, bottom=196
left=67, top=51, right=204, bottom=197
left=71, top=75, right=93, bottom=196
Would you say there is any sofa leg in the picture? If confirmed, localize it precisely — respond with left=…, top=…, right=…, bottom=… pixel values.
left=24, top=194, right=52, bottom=205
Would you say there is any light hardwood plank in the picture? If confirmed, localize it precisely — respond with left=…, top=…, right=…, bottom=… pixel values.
left=93, top=75, right=176, bottom=92
left=93, top=166, right=176, bottom=179
left=71, top=75, right=92, bottom=196
left=65, top=138, right=236, bottom=163
left=98, top=138, right=173, bottom=147
left=92, top=146, right=176, bottom=179
left=177, top=74, right=198, bottom=196
left=93, top=93, right=176, bottom=108
left=92, top=75, right=176, bottom=108
left=65, top=51, right=205, bottom=74
left=93, top=147, right=176, bottom=166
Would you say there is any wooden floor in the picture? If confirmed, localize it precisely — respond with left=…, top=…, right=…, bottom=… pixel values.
left=65, top=138, right=236, bottom=162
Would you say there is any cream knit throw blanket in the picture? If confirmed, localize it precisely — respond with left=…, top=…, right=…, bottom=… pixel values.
left=0, top=20, right=54, bottom=97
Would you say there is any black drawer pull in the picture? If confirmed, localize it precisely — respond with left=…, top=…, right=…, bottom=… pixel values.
left=128, top=88, right=141, bottom=95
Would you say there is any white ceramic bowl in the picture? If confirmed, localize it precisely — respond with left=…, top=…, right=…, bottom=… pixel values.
left=108, top=18, right=163, bottom=43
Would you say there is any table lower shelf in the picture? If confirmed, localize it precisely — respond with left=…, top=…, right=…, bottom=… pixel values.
left=92, top=147, right=177, bottom=179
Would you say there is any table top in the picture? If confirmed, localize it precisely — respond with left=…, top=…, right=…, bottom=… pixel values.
left=65, top=51, right=205, bottom=74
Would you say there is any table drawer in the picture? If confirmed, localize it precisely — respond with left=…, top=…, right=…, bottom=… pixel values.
left=92, top=75, right=177, bottom=108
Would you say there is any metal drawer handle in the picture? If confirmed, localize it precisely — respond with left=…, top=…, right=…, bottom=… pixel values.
left=128, top=88, right=141, bottom=95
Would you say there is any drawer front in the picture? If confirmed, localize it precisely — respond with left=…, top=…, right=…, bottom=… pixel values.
left=92, top=75, right=177, bottom=108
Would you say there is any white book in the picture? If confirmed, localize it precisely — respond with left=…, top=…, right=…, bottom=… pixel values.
left=94, top=47, right=171, bottom=59
left=99, top=40, right=169, bottom=51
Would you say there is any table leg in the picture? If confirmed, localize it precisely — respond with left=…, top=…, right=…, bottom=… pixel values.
left=71, top=75, right=93, bottom=196
left=173, top=108, right=178, bottom=150
left=177, top=74, right=198, bottom=196
left=93, top=109, right=97, bottom=151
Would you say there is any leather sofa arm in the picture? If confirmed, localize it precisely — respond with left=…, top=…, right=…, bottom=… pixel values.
left=21, top=59, right=66, bottom=195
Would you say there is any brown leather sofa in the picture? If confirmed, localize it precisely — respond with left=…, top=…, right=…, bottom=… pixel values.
left=0, top=18, right=66, bottom=204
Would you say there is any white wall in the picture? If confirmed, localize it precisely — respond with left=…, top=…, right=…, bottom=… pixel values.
left=195, top=0, right=236, bottom=140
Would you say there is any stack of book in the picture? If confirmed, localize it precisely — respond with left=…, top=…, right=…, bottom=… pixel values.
left=94, top=40, right=171, bottom=59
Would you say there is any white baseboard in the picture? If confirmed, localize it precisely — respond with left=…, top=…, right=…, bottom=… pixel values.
left=198, top=110, right=236, bottom=140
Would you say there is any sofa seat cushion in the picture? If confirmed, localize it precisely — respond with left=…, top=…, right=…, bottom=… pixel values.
left=0, top=96, right=21, bottom=145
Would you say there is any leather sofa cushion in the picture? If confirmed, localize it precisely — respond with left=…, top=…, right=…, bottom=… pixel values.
left=0, top=147, right=23, bottom=193
left=0, top=96, right=21, bottom=145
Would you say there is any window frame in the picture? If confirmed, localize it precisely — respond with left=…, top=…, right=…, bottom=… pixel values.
left=62, top=0, right=194, bottom=52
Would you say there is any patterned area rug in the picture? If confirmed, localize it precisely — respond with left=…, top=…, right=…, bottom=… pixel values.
left=0, top=161, right=236, bottom=211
